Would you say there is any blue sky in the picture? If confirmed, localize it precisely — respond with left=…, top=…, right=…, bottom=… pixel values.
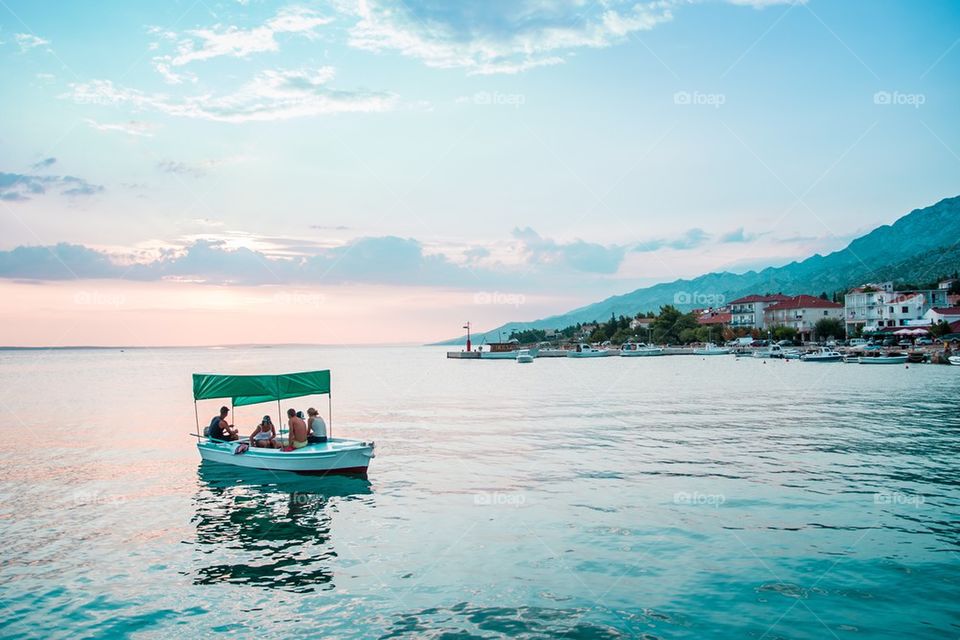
left=1, top=0, right=958, bottom=344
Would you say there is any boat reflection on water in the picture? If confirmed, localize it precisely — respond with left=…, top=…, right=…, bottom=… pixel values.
left=191, top=462, right=373, bottom=593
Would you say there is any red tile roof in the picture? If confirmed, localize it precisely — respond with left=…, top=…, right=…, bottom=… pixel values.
left=931, top=307, right=960, bottom=315
left=764, top=295, right=842, bottom=311
left=697, top=312, right=732, bottom=325
left=728, top=294, right=792, bottom=305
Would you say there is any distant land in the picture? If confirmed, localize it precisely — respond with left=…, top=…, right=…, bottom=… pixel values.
left=435, top=195, right=960, bottom=345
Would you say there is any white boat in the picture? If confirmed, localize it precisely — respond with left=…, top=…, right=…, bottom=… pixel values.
left=783, top=350, right=802, bottom=360
left=950, top=356, right=960, bottom=366
left=801, top=347, right=843, bottom=362
left=480, top=349, right=519, bottom=360
left=192, top=370, right=374, bottom=475
left=619, top=343, right=664, bottom=357
left=516, top=349, right=534, bottom=363
left=197, top=438, right=375, bottom=474
left=693, top=343, right=731, bottom=355
left=858, top=355, right=909, bottom=365
left=753, top=344, right=786, bottom=359
left=567, top=343, right=615, bottom=358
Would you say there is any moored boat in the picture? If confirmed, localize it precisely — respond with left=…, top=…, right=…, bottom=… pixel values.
left=858, top=354, right=909, bottom=365
left=567, top=343, right=615, bottom=358
left=516, top=349, right=534, bottom=363
left=693, top=342, right=732, bottom=355
left=948, top=355, right=960, bottom=366
left=801, top=347, right=843, bottom=362
left=619, top=342, right=665, bottom=357
left=753, top=344, right=786, bottom=359
left=192, top=370, right=374, bottom=475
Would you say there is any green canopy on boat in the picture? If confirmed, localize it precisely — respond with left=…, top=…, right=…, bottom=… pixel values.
left=192, top=370, right=331, bottom=407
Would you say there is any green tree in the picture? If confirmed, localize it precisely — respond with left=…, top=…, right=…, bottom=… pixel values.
left=508, top=329, right=547, bottom=343
left=813, top=317, right=844, bottom=342
left=652, top=305, right=699, bottom=344
left=930, top=320, right=952, bottom=338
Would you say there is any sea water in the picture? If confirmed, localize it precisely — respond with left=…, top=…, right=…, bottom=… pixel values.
left=0, top=346, right=957, bottom=638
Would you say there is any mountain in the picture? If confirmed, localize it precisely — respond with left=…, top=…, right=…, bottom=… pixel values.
left=437, top=195, right=960, bottom=344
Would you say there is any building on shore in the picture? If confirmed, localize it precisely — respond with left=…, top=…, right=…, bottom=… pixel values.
left=695, top=307, right=732, bottom=326
left=924, top=306, right=960, bottom=324
left=763, top=295, right=843, bottom=341
left=728, top=294, right=791, bottom=330
left=844, top=282, right=951, bottom=335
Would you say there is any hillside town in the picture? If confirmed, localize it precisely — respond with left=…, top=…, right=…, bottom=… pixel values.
left=466, top=277, right=960, bottom=364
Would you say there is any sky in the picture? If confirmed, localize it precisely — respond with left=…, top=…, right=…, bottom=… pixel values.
left=1, top=0, right=958, bottom=346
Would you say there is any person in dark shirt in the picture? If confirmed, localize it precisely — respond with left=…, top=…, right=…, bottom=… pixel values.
left=208, top=406, right=238, bottom=441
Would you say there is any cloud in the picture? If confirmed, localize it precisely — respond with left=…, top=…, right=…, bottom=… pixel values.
left=0, top=236, right=481, bottom=286
left=14, top=33, right=50, bottom=52
left=633, top=227, right=711, bottom=252
left=0, top=243, right=120, bottom=279
left=513, top=227, right=627, bottom=274
left=85, top=119, right=157, bottom=137
left=719, top=227, right=756, bottom=243
left=157, top=160, right=206, bottom=178
left=66, top=68, right=397, bottom=123
left=340, top=0, right=675, bottom=75
left=0, top=171, right=103, bottom=202
left=31, top=157, right=57, bottom=171
left=150, top=6, right=332, bottom=83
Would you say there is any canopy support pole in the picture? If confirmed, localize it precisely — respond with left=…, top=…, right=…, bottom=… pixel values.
left=277, top=398, right=283, bottom=439
left=194, top=401, right=200, bottom=438
left=328, top=393, right=333, bottom=439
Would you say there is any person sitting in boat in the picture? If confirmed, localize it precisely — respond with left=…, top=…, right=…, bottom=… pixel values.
left=306, top=407, right=327, bottom=443
left=249, top=415, right=278, bottom=448
left=286, top=408, right=309, bottom=450
left=208, top=406, right=238, bottom=442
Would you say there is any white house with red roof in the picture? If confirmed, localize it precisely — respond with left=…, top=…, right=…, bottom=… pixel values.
left=763, top=295, right=843, bottom=340
left=728, top=294, right=792, bottom=330
left=844, top=283, right=951, bottom=335
left=923, top=307, right=960, bottom=324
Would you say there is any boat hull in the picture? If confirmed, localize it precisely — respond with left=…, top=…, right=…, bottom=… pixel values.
left=858, top=356, right=908, bottom=365
left=801, top=355, right=843, bottom=362
left=567, top=351, right=615, bottom=358
left=480, top=351, right=519, bottom=360
left=620, top=349, right=664, bottom=357
left=197, top=437, right=374, bottom=474
left=950, top=356, right=960, bottom=366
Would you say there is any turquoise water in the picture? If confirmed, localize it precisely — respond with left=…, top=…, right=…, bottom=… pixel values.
left=0, top=346, right=957, bottom=638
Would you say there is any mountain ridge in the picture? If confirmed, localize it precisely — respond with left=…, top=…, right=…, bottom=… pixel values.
left=435, top=195, right=960, bottom=345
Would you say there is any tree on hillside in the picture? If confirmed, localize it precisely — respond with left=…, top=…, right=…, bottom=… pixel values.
left=813, top=317, right=844, bottom=342
left=651, top=305, right=699, bottom=344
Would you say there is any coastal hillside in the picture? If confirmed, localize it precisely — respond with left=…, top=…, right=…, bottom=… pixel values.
left=440, top=195, right=960, bottom=344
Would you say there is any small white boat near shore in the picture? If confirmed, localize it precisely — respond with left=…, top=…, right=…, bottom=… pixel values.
left=949, top=356, right=960, bottom=366
left=693, top=343, right=731, bottom=355
left=516, top=349, right=534, bottom=363
left=619, top=343, right=664, bottom=357
left=567, top=343, right=615, bottom=358
left=858, top=355, right=909, bottom=365
left=801, top=347, right=843, bottom=362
